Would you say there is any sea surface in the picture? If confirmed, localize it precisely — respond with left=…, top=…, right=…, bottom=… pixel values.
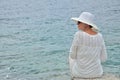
left=0, top=0, right=120, bottom=80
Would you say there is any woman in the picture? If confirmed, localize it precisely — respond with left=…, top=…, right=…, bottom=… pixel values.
left=69, top=12, right=107, bottom=79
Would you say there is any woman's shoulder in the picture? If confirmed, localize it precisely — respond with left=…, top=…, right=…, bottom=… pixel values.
left=97, top=32, right=103, bottom=37
left=75, top=30, right=83, bottom=35
left=74, top=31, right=82, bottom=37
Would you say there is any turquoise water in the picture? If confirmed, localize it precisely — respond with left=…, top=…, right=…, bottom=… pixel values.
left=0, top=0, right=120, bottom=80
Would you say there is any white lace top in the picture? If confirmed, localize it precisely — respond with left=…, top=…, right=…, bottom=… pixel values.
left=69, top=30, right=107, bottom=78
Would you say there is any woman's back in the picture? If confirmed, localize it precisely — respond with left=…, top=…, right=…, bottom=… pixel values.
left=69, top=31, right=107, bottom=78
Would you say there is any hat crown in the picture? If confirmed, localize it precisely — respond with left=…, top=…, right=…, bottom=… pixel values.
left=79, top=12, right=95, bottom=24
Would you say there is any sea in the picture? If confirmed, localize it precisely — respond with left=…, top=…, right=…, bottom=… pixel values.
left=0, top=0, right=120, bottom=80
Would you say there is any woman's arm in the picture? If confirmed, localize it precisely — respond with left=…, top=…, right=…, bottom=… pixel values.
left=100, top=39, right=107, bottom=62
left=69, top=32, right=79, bottom=59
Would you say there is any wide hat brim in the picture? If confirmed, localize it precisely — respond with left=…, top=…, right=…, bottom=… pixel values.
left=71, top=17, right=99, bottom=32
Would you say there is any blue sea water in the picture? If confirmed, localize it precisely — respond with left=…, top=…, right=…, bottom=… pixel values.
left=0, top=0, right=120, bottom=80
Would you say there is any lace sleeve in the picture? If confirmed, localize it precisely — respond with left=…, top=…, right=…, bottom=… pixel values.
left=69, top=32, right=79, bottom=59
left=100, top=38, right=107, bottom=62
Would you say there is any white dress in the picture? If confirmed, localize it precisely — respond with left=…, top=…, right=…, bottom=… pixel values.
left=69, top=31, right=107, bottom=78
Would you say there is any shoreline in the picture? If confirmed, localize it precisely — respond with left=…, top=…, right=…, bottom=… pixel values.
left=73, top=73, right=120, bottom=80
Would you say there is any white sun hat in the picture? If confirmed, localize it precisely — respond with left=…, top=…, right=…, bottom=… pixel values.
left=71, top=12, right=99, bottom=32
